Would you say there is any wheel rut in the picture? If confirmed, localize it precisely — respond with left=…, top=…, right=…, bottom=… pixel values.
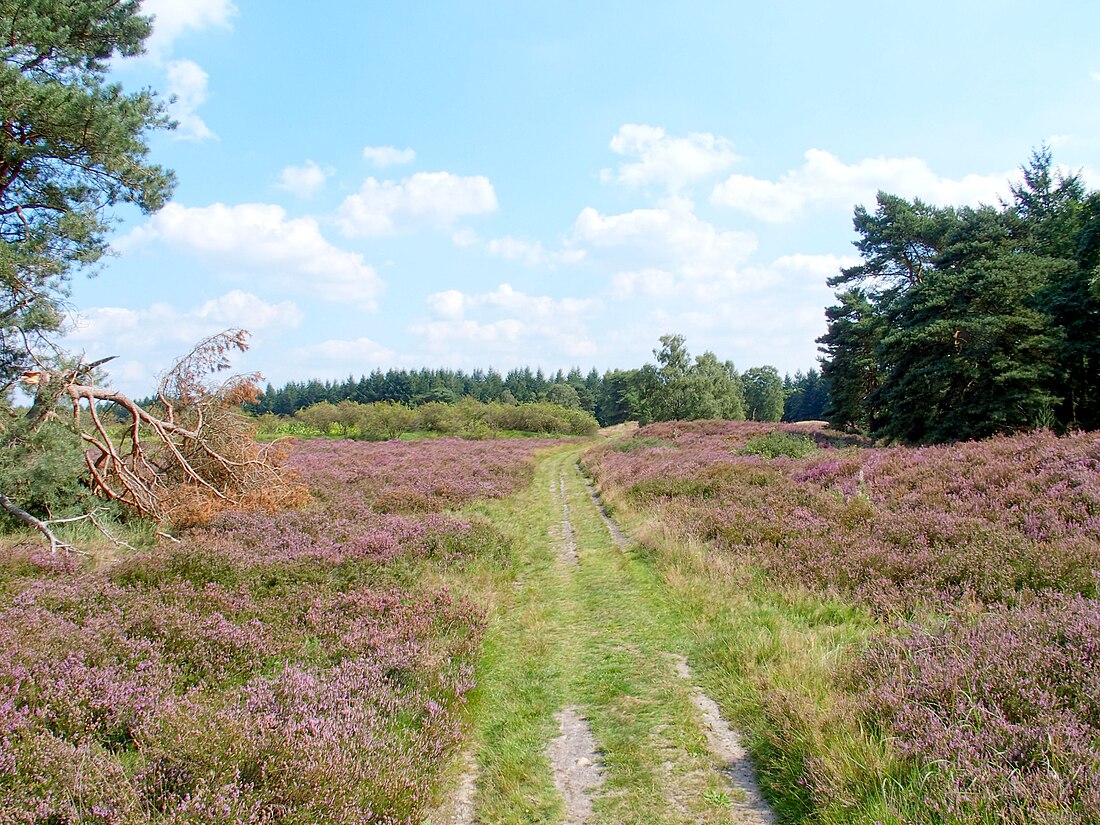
left=455, top=449, right=777, bottom=824
left=671, top=655, right=775, bottom=824
left=425, top=749, right=478, bottom=825
left=579, top=464, right=777, bottom=824
left=546, top=706, right=607, bottom=825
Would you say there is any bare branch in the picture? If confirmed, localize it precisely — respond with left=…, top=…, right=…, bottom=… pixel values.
left=0, top=490, right=75, bottom=554
left=8, top=330, right=308, bottom=553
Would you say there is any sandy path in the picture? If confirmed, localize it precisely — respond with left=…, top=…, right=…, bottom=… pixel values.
left=546, top=706, right=607, bottom=824
left=584, top=467, right=777, bottom=824
left=580, top=469, right=631, bottom=550
left=425, top=749, right=478, bottom=825
left=671, top=655, right=776, bottom=824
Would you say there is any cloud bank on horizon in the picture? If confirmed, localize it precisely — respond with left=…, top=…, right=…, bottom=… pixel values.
left=69, top=1, right=1100, bottom=397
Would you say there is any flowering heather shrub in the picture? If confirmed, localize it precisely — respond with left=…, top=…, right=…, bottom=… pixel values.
left=286, top=436, right=552, bottom=512
left=585, top=422, right=1100, bottom=821
left=586, top=423, right=1100, bottom=613
left=0, top=436, right=531, bottom=822
left=853, top=595, right=1100, bottom=823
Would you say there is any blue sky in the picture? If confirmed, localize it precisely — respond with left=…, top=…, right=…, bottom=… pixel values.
left=64, top=0, right=1100, bottom=396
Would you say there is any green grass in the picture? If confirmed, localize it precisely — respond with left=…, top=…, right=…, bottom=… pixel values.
left=438, top=437, right=898, bottom=823
left=595, top=480, right=900, bottom=824
left=739, top=430, right=819, bottom=459
left=447, top=445, right=786, bottom=824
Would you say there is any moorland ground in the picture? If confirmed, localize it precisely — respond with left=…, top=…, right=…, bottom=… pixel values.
left=1, top=422, right=1098, bottom=824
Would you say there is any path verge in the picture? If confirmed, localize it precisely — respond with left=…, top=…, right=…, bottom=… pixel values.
left=455, top=444, right=778, bottom=823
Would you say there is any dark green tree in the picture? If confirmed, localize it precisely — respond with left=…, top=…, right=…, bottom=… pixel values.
left=545, top=382, right=581, bottom=410
left=872, top=252, right=1064, bottom=443
left=594, top=368, right=638, bottom=425
left=1, top=0, right=175, bottom=386
left=819, top=150, right=1100, bottom=442
left=783, top=368, right=829, bottom=422
left=1008, top=149, right=1100, bottom=430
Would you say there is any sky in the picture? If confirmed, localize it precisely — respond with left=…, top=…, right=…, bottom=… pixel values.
left=62, top=0, right=1100, bottom=397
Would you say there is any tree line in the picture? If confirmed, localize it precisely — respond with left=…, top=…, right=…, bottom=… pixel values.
left=819, top=148, right=1100, bottom=443
left=245, top=335, right=830, bottom=427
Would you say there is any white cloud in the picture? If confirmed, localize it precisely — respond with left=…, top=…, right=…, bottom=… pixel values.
left=165, top=59, right=216, bottom=141
left=1091, top=70, right=1100, bottom=82
left=412, top=284, right=598, bottom=363
left=450, top=229, right=480, bottom=247
left=486, top=236, right=547, bottom=266
left=570, top=196, right=757, bottom=293
left=602, top=124, right=739, bottom=191
left=337, top=172, right=498, bottom=236
left=610, top=251, right=856, bottom=302
left=710, top=149, right=1011, bottom=222
left=427, top=289, right=466, bottom=320
left=195, top=289, right=303, bottom=328
left=142, top=0, right=237, bottom=59
left=291, top=337, right=398, bottom=378
left=362, top=145, right=417, bottom=167
left=117, top=202, right=384, bottom=309
left=610, top=268, right=678, bottom=298
left=452, top=231, right=582, bottom=266
left=733, top=253, right=862, bottom=296
left=276, top=160, right=330, bottom=198
left=134, top=3, right=235, bottom=144
left=63, top=291, right=300, bottom=396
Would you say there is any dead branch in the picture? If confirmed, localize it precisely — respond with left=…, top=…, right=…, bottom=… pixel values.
left=0, top=492, right=136, bottom=555
left=14, top=329, right=309, bottom=544
left=0, top=490, right=72, bottom=554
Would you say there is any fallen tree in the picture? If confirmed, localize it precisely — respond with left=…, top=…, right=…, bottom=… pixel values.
left=2, top=329, right=308, bottom=552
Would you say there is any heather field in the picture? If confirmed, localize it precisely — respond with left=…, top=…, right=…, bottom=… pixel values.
left=583, top=421, right=1100, bottom=823
left=0, top=437, right=553, bottom=824
left=5, top=425, right=1100, bottom=824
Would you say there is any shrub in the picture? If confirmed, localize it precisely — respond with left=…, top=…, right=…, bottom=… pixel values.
left=606, top=436, right=675, bottom=453
left=0, top=415, right=92, bottom=521
left=355, top=401, right=418, bottom=441
left=740, top=431, right=818, bottom=459
left=852, top=596, right=1100, bottom=823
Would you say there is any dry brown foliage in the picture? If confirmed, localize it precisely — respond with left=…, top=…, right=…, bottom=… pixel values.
left=19, top=329, right=308, bottom=536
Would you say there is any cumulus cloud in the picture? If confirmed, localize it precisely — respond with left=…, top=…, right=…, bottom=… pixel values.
left=195, top=289, right=304, bottom=328
left=570, top=196, right=757, bottom=294
left=710, top=149, right=1011, bottom=222
left=485, top=236, right=546, bottom=266
left=362, top=145, right=417, bottom=167
left=276, top=160, right=330, bottom=198
left=165, top=59, right=216, bottom=141
left=602, top=124, right=739, bottom=191
left=610, top=251, right=856, bottom=303
left=412, top=284, right=598, bottom=363
left=609, top=268, right=678, bottom=298
left=451, top=232, right=583, bottom=266
left=117, top=202, right=384, bottom=309
left=63, top=290, right=300, bottom=396
left=136, top=2, right=236, bottom=143
left=141, top=0, right=237, bottom=59
left=290, top=336, right=398, bottom=379
left=337, top=172, right=498, bottom=236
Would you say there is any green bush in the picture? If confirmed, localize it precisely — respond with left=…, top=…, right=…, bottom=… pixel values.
left=262, top=398, right=598, bottom=441
left=0, top=415, right=91, bottom=522
left=740, top=431, right=817, bottom=459
left=355, top=402, right=418, bottom=440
